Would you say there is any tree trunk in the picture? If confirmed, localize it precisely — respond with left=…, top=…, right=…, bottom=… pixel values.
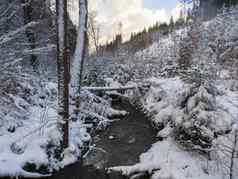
left=70, top=0, right=88, bottom=111
left=21, top=0, right=38, bottom=71
left=230, top=131, right=237, bottom=179
left=56, top=0, right=69, bottom=149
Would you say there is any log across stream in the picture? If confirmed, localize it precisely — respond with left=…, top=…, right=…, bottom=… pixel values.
left=4, top=99, right=157, bottom=179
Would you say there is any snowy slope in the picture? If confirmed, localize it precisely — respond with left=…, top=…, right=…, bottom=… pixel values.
left=109, top=8, right=238, bottom=179
left=111, top=77, right=238, bottom=179
left=0, top=78, right=126, bottom=177
left=111, top=138, right=222, bottom=179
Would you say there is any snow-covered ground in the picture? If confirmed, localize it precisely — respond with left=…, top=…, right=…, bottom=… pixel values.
left=109, top=9, right=238, bottom=178
left=111, top=138, right=221, bottom=179
left=1, top=4, right=238, bottom=179
left=0, top=78, right=126, bottom=177
left=111, top=77, right=238, bottom=179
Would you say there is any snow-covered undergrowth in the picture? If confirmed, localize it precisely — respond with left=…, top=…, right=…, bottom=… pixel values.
left=110, top=77, right=238, bottom=179
left=144, top=77, right=234, bottom=142
left=0, top=72, right=125, bottom=177
left=108, top=8, right=238, bottom=179
left=111, top=138, right=220, bottom=179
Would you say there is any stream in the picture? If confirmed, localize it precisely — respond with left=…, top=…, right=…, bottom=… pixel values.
left=83, top=99, right=157, bottom=168
left=5, top=99, right=157, bottom=179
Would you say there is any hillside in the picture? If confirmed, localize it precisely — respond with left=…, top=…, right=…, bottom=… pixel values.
left=91, top=8, right=238, bottom=179
left=0, top=1, right=238, bottom=179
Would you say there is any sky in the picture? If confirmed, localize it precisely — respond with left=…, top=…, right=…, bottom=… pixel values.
left=144, top=0, right=178, bottom=10
left=69, top=0, right=182, bottom=43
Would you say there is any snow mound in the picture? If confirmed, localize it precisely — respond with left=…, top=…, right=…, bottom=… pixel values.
left=111, top=138, right=221, bottom=179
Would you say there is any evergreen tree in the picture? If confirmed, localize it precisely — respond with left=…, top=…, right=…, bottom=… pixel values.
left=159, top=23, right=169, bottom=35
left=186, top=8, right=193, bottom=23
left=169, top=16, right=175, bottom=32
left=155, top=21, right=159, bottom=30
left=175, top=11, right=185, bottom=29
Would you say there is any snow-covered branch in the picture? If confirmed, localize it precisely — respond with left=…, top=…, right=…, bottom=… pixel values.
left=82, top=85, right=136, bottom=92
left=0, top=21, right=39, bottom=45
left=0, top=0, right=16, bottom=18
left=82, top=84, right=150, bottom=92
left=22, top=44, right=56, bottom=55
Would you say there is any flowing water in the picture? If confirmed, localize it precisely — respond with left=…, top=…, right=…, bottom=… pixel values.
left=3, top=100, right=157, bottom=179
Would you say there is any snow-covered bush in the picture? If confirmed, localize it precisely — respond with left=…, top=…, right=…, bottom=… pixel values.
left=78, top=89, right=126, bottom=130
left=0, top=72, right=125, bottom=176
left=141, top=77, right=235, bottom=151
left=174, top=85, right=233, bottom=150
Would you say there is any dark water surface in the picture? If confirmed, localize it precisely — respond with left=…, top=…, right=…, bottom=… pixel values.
left=85, top=99, right=157, bottom=168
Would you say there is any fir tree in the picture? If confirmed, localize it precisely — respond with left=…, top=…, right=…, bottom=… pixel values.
left=169, top=16, right=175, bottom=32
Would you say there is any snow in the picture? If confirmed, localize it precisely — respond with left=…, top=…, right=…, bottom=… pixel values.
left=70, top=0, right=87, bottom=92
left=83, top=85, right=136, bottom=91
left=106, top=18, right=238, bottom=176
left=1, top=2, right=238, bottom=178
left=57, top=0, right=65, bottom=53
left=141, top=76, right=238, bottom=134
left=0, top=77, right=125, bottom=177
left=60, top=144, right=79, bottom=168
left=157, top=124, right=173, bottom=138
left=118, top=77, right=237, bottom=179
left=111, top=138, right=222, bottom=179
left=216, top=91, right=238, bottom=122
left=109, top=136, right=114, bottom=140
left=0, top=103, right=56, bottom=177
left=108, top=75, right=237, bottom=178
left=0, top=21, right=39, bottom=45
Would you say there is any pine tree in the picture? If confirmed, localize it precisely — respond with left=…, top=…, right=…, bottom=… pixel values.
left=155, top=21, right=159, bottom=30
left=175, top=11, right=185, bottom=29
left=169, top=16, right=175, bottom=32
left=186, top=8, right=192, bottom=23
left=159, top=23, right=169, bottom=35
left=178, top=2, right=203, bottom=71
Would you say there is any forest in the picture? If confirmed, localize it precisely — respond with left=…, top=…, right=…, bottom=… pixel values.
left=0, top=0, right=238, bottom=179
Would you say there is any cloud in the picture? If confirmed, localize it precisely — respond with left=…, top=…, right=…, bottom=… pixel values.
left=69, top=0, right=182, bottom=43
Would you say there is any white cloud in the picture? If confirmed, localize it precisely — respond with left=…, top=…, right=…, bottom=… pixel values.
left=69, top=0, right=182, bottom=43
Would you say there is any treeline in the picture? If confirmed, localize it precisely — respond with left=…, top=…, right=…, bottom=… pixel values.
left=128, top=13, right=194, bottom=53
left=209, top=0, right=238, bottom=7
left=103, top=34, right=122, bottom=54
left=200, top=0, right=238, bottom=20
left=130, top=13, right=191, bottom=41
left=98, top=0, right=238, bottom=57
left=99, top=13, right=192, bottom=56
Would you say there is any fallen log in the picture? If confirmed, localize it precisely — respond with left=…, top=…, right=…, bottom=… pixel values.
left=82, top=86, right=136, bottom=92
left=108, top=163, right=160, bottom=178
left=82, top=84, right=150, bottom=92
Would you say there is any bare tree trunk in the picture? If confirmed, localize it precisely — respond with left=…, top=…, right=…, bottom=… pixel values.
left=21, top=0, right=38, bottom=71
left=56, top=0, right=69, bottom=149
left=70, top=0, right=88, bottom=111
left=93, top=27, right=99, bottom=56
left=88, top=13, right=100, bottom=56
left=230, top=131, right=237, bottom=179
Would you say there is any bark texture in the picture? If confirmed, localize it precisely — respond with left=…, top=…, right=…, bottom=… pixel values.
left=56, top=0, right=69, bottom=149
